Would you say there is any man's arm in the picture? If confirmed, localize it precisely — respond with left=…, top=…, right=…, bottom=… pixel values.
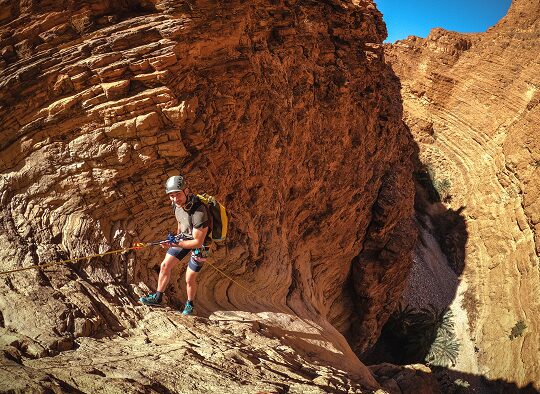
left=177, top=226, right=208, bottom=249
left=160, top=226, right=207, bottom=249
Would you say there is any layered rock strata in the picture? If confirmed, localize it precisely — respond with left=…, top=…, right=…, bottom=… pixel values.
left=1, top=310, right=373, bottom=393
left=386, top=0, right=540, bottom=389
left=0, top=0, right=416, bottom=391
left=2, top=308, right=442, bottom=394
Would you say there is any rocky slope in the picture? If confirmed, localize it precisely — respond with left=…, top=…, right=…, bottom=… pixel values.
left=385, top=0, right=540, bottom=389
left=0, top=0, right=420, bottom=392
left=2, top=307, right=441, bottom=393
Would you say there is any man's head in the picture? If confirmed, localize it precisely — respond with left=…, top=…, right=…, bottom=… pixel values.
left=166, top=175, right=188, bottom=206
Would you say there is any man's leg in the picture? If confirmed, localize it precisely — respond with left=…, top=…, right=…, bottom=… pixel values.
left=183, top=256, right=203, bottom=315
left=140, top=247, right=188, bottom=305
left=185, top=266, right=199, bottom=301
left=157, top=253, right=181, bottom=292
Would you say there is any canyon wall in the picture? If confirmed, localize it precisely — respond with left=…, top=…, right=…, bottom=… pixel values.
left=0, top=0, right=418, bottom=391
left=386, top=0, right=540, bottom=389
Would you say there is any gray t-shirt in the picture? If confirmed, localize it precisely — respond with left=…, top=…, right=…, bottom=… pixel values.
left=174, top=203, right=211, bottom=245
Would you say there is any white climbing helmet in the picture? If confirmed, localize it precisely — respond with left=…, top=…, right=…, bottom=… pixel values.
left=165, top=175, right=185, bottom=194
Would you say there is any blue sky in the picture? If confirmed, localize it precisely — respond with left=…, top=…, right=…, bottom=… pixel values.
left=375, top=0, right=512, bottom=43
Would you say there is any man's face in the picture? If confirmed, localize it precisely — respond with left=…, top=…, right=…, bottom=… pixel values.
left=168, top=190, right=186, bottom=206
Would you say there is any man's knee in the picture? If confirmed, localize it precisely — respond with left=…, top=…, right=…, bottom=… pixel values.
left=185, top=270, right=198, bottom=286
left=161, top=255, right=179, bottom=272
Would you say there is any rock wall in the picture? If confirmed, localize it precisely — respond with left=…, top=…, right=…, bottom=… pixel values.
left=385, top=0, right=540, bottom=389
left=0, top=0, right=417, bottom=391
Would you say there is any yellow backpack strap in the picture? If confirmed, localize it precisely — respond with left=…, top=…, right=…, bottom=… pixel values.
left=196, top=194, right=213, bottom=234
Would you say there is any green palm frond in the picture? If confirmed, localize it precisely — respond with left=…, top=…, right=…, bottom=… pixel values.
left=436, top=310, right=455, bottom=336
left=381, top=304, right=460, bottom=365
left=426, top=332, right=460, bottom=367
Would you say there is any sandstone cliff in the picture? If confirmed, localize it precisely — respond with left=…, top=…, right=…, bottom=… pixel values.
left=0, top=0, right=419, bottom=392
left=386, top=0, right=540, bottom=390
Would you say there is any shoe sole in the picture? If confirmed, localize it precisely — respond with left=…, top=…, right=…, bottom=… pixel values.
left=139, top=299, right=163, bottom=306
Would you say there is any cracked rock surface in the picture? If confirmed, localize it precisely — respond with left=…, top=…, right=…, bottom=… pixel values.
left=1, top=0, right=420, bottom=392
left=386, top=0, right=540, bottom=389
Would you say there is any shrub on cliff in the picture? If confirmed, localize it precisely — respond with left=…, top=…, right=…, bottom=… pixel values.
left=509, top=320, right=527, bottom=340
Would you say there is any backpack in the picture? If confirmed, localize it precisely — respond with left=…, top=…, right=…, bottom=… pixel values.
left=196, top=193, right=228, bottom=242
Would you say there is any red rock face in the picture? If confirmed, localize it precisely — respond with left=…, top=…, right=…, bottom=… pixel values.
left=0, top=0, right=416, bottom=389
left=386, top=0, right=540, bottom=389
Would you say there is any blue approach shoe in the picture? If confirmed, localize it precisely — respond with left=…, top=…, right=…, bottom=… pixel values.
left=139, top=293, right=161, bottom=306
left=182, top=302, right=194, bottom=315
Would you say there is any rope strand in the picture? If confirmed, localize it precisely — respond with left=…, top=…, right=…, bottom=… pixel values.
left=0, top=245, right=147, bottom=276
left=0, top=242, right=329, bottom=343
left=203, top=257, right=326, bottom=336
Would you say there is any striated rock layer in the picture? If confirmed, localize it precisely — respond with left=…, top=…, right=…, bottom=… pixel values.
left=0, top=0, right=417, bottom=391
left=386, top=0, right=540, bottom=389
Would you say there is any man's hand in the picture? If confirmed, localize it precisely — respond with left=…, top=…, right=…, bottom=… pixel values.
left=159, top=233, right=185, bottom=248
left=160, top=239, right=181, bottom=249
left=158, top=232, right=203, bottom=250
left=159, top=241, right=174, bottom=249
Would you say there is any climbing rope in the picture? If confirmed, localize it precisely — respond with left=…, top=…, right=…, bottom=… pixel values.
left=202, top=256, right=327, bottom=335
left=0, top=237, right=327, bottom=341
left=0, top=233, right=187, bottom=276
left=0, top=244, right=149, bottom=276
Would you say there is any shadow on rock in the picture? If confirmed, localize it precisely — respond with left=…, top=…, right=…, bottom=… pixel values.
left=361, top=155, right=536, bottom=393
left=414, top=164, right=468, bottom=275
left=432, top=368, right=540, bottom=394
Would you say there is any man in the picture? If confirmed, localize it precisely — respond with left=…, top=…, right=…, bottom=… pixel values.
left=139, top=175, right=212, bottom=315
